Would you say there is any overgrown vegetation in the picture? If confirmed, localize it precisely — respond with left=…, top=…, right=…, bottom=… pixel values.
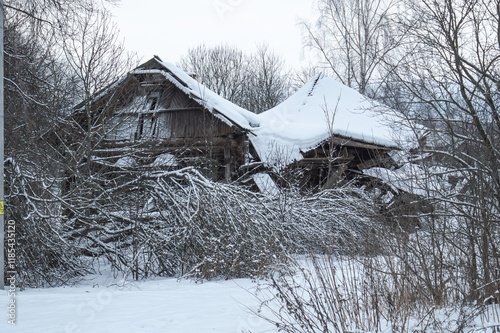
left=11, top=159, right=376, bottom=284
left=249, top=0, right=500, bottom=331
left=3, top=0, right=500, bottom=331
left=253, top=253, right=500, bottom=333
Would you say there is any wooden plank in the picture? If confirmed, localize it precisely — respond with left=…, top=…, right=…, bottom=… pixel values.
left=357, top=158, right=382, bottom=170
left=224, top=142, right=231, bottom=182
left=328, top=136, right=393, bottom=150
left=116, top=107, right=203, bottom=115
left=300, top=156, right=354, bottom=163
left=242, top=138, right=250, bottom=165
left=321, top=164, right=348, bottom=189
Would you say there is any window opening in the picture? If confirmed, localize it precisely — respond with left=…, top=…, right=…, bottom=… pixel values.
left=146, top=91, right=161, bottom=110
left=135, top=114, right=145, bottom=140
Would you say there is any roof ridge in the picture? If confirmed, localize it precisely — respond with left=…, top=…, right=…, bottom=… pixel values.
left=306, top=73, right=323, bottom=97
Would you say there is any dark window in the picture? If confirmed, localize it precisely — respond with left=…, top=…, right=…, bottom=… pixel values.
left=135, top=114, right=144, bottom=140
left=147, top=91, right=161, bottom=110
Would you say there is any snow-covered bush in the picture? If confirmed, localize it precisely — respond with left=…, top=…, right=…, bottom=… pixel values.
left=7, top=139, right=376, bottom=286
left=5, top=158, right=90, bottom=288
left=123, top=167, right=289, bottom=280
left=60, top=166, right=376, bottom=281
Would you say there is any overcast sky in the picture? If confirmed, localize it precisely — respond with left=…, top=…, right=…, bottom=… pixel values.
left=111, top=0, right=317, bottom=69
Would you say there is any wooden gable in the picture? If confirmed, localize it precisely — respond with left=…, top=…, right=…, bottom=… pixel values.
left=101, top=71, right=236, bottom=145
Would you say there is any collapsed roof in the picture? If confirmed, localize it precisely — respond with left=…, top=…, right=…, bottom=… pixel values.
left=250, top=74, right=416, bottom=167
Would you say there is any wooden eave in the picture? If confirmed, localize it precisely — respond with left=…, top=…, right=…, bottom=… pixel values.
left=326, top=135, right=395, bottom=151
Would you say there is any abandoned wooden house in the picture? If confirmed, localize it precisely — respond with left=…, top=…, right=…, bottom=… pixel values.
left=64, top=56, right=411, bottom=192
left=66, top=56, right=260, bottom=184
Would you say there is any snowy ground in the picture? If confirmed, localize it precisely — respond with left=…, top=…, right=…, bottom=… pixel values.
left=3, top=260, right=499, bottom=333
left=0, top=273, right=274, bottom=333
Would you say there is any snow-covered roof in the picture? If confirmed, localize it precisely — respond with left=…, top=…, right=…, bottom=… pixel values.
left=250, top=74, right=416, bottom=167
left=364, top=164, right=464, bottom=197
left=133, top=58, right=260, bottom=132
left=252, top=173, right=280, bottom=196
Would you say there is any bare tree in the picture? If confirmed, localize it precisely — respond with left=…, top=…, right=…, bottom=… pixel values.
left=383, top=0, right=500, bottom=302
left=179, top=44, right=250, bottom=104
left=300, top=0, right=406, bottom=97
left=179, top=44, right=292, bottom=113
left=245, top=45, right=292, bottom=113
left=1, top=0, right=131, bottom=287
left=60, top=6, right=136, bottom=182
left=62, top=6, right=133, bottom=102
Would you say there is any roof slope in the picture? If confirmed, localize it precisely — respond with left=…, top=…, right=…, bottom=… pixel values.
left=135, top=58, right=260, bottom=132
left=250, top=74, right=415, bottom=167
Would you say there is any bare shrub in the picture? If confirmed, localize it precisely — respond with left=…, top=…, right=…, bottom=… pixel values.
left=253, top=254, right=500, bottom=333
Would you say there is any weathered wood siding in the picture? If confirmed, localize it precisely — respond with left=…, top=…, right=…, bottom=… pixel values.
left=103, top=78, right=235, bottom=143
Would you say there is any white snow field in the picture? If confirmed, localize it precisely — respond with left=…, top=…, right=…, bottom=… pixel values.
left=0, top=274, right=273, bottom=333
left=2, top=260, right=500, bottom=333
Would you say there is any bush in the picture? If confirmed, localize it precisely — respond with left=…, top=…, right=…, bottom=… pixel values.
left=7, top=159, right=378, bottom=285
left=253, top=254, right=500, bottom=333
left=65, top=167, right=377, bottom=281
